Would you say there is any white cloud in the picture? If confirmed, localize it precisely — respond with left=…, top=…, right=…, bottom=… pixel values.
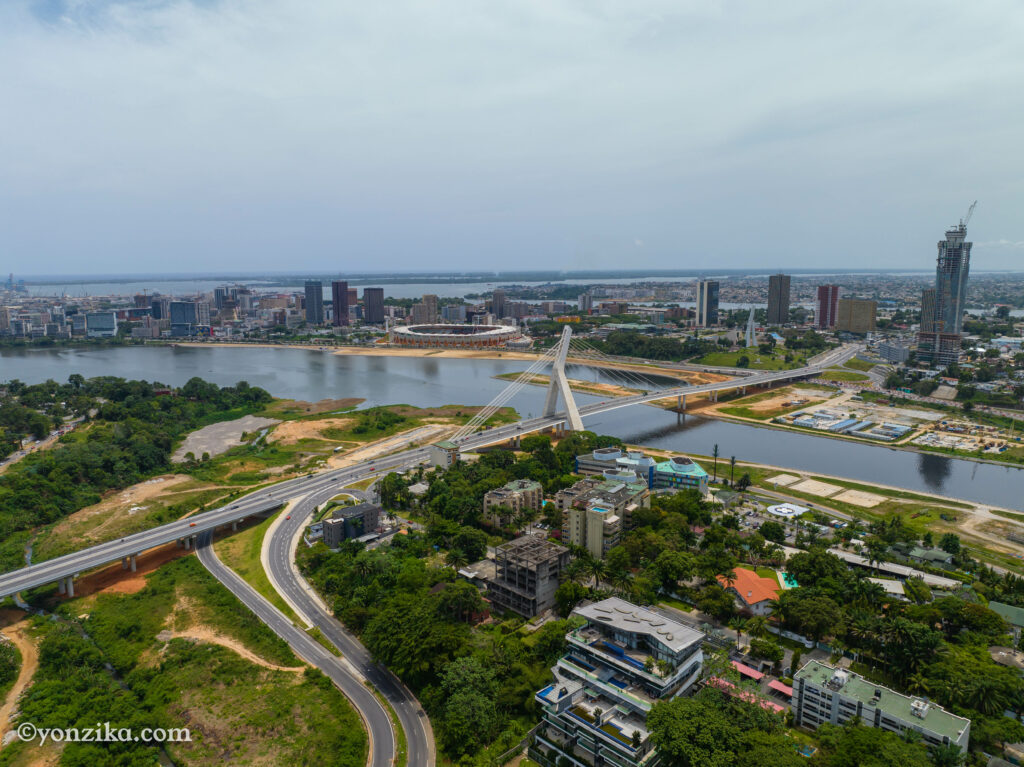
left=1, top=0, right=1023, bottom=272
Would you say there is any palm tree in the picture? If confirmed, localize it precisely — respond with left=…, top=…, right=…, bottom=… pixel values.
left=928, top=744, right=965, bottom=767
left=729, top=456, right=736, bottom=486
left=445, top=549, right=469, bottom=570
left=588, top=558, right=607, bottom=589
left=566, top=558, right=589, bottom=584
left=746, top=615, right=769, bottom=639
left=711, top=444, right=720, bottom=482
left=729, top=616, right=748, bottom=650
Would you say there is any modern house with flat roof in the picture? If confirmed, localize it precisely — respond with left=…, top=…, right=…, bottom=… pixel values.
left=652, top=456, right=708, bottom=494
left=428, top=440, right=459, bottom=468
left=793, top=661, right=970, bottom=754
left=530, top=597, right=704, bottom=767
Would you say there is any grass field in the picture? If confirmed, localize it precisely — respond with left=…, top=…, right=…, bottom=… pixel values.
left=843, top=358, right=878, bottom=372
left=694, top=350, right=808, bottom=370
left=819, top=368, right=870, bottom=382
left=3, top=556, right=368, bottom=767
left=214, top=513, right=300, bottom=623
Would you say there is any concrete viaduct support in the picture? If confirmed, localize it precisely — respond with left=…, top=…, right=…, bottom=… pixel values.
left=57, top=576, right=75, bottom=597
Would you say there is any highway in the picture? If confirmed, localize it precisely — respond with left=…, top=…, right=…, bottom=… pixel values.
left=266, top=484, right=436, bottom=767
left=0, top=343, right=859, bottom=766
left=194, top=529, right=396, bottom=767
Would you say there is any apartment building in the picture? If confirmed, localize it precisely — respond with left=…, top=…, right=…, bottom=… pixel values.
left=482, top=479, right=543, bottom=528
left=556, top=476, right=649, bottom=558
left=793, top=662, right=969, bottom=754
left=530, top=597, right=704, bottom=767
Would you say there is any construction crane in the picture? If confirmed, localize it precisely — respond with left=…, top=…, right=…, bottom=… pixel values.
left=961, top=200, right=977, bottom=228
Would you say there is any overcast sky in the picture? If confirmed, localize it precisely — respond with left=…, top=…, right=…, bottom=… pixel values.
left=2, top=0, right=1023, bottom=276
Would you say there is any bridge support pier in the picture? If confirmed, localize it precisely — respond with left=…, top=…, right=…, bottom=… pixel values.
left=65, top=577, right=74, bottom=598
left=57, top=578, right=66, bottom=595
left=231, top=521, right=238, bottom=532
left=122, top=557, right=129, bottom=570
left=130, top=555, right=137, bottom=573
left=184, top=537, right=191, bottom=550
left=543, top=326, right=584, bottom=432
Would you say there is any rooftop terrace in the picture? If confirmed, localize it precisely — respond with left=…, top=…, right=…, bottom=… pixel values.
left=795, top=661, right=969, bottom=741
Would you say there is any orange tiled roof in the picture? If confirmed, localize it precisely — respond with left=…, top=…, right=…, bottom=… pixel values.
left=717, top=567, right=779, bottom=607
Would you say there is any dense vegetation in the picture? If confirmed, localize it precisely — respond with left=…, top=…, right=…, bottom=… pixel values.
left=2, top=556, right=366, bottom=767
left=0, top=375, right=271, bottom=573
left=299, top=531, right=580, bottom=763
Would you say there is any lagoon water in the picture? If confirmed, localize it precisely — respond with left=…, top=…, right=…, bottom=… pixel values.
left=2, top=344, right=1021, bottom=509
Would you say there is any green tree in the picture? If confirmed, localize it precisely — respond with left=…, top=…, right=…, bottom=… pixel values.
left=555, top=581, right=588, bottom=617
left=938, top=533, right=961, bottom=556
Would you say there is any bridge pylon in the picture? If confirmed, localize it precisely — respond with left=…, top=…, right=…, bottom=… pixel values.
left=543, top=326, right=585, bottom=432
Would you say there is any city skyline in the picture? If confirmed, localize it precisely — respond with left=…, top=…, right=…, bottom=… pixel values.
left=2, top=1, right=1023, bottom=273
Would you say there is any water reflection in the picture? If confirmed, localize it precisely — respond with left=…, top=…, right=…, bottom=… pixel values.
left=917, top=452, right=953, bottom=492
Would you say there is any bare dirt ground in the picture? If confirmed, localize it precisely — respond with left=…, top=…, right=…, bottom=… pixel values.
left=0, top=611, right=39, bottom=745
left=158, top=629, right=304, bottom=673
left=42, top=475, right=217, bottom=553
left=329, top=424, right=454, bottom=468
left=270, top=417, right=354, bottom=445
left=61, top=543, right=191, bottom=600
left=267, top=397, right=364, bottom=416
left=832, top=489, right=886, bottom=508
left=959, top=514, right=1024, bottom=560
left=788, top=478, right=843, bottom=497
left=172, top=415, right=281, bottom=462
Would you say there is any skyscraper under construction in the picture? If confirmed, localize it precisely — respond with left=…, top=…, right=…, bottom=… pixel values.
left=918, top=203, right=975, bottom=366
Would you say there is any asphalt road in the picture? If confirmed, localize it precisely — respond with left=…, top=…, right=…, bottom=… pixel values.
left=267, top=485, right=436, bottom=767
left=194, top=530, right=395, bottom=766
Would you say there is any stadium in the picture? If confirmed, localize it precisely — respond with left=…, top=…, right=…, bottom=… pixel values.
left=389, top=323, right=525, bottom=349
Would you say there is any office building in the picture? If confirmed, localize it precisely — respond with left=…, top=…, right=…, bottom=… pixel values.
left=491, top=289, right=507, bottom=319
left=440, top=303, right=467, bottom=322
left=331, top=281, right=349, bottom=327
left=422, top=294, right=439, bottom=323
left=530, top=597, right=704, bottom=767
left=322, top=502, right=382, bottom=548
left=169, top=301, right=210, bottom=337
left=575, top=448, right=708, bottom=495
left=877, top=341, right=911, bottom=364
left=483, top=479, right=543, bottom=528
left=793, top=662, right=969, bottom=754
left=695, top=279, right=719, bottom=327
left=487, top=535, right=570, bottom=617
left=363, top=288, right=385, bottom=324
left=150, top=296, right=171, bottom=321
left=85, top=312, right=118, bottom=338
left=303, top=281, right=323, bottom=324
left=213, top=287, right=228, bottom=310
left=767, top=274, right=791, bottom=325
left=836, top=298, right=877, bottom=334
left=578, top=293, right=593, bottom=313
left=816, top=285, right=840, bottom=329
left=303, top=281, right=324, bottom=324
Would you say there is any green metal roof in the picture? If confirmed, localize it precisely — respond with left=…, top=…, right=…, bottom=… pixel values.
left=989, top=601, right=1024, bottom=628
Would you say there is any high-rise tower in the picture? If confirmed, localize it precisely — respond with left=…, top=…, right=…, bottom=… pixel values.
left=815, top=285, right=840, bottom=329
left=304, top=281, right=324, bottom=325
left=695, top=280, right=719, bottom=327
left=917, top=203, right=975, bottom=367
left=331, top=280, right=349, bottom=326
left=767, top=274, right=791, bottom=325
